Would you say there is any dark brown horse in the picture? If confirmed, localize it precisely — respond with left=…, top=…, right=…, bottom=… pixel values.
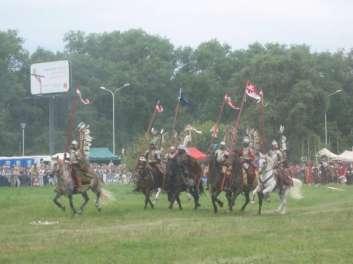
left=134, top=156, right=164, bottom=209
left=207, top=150, right=256, bottom=213
left=207, top=151, right=237, bottom=213
left=165, top=152, right=202, bottom=210
left=230, top=153, right=258, bottom=212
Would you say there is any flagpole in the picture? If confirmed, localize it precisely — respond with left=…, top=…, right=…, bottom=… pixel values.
left=146, top=107, right=157, bottom=137
left=258, top=92, right=266, bottom=153
left=64, top=88, right=79, bottom=159
left=231, top=86, right=247, bottom=149
left=172, top=100, right=180, bottom=144
left=208, top=98, right=225, bottom=152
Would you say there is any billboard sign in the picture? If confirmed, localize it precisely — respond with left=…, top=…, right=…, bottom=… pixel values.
left=30, top=60, right=70, bottom=95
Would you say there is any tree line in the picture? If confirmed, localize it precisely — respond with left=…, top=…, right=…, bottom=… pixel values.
left=0, top=29, right=352, bottom=162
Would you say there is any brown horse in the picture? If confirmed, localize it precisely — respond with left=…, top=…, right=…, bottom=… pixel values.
left=208, top=150, right=256, bottom=213
left=134, top=156, right=164, bottom=209
left=207, top=151, right=238, bottom=213
left=52, top=159, right=107, bottom=214
left=165, top=152, right=202, bottom=210
left=230, top=153, right=258, bottom=212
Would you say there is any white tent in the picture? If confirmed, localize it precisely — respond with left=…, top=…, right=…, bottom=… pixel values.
left=334, top=150, right=353, bottom=162
left=317, top=148, right=338, bottom=159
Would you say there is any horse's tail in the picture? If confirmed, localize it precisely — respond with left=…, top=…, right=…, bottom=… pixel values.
left=289, top=178, right=303, bottom=200
left=100, top=188, right=116, bottom=205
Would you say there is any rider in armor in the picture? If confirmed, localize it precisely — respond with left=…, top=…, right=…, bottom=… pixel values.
left=240, top=136, right=256, bottom=185
left=215, top=141, right=229, bottom=164
left=214, top=141, right=229, bottom=174
left=268, top=140, right=283, bottom=169
left=145, top=142, right=163, bottom=176
left=69, top=140, right=82, bottom=191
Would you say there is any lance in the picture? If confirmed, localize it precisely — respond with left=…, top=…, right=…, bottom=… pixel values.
left=208, top=97, right=226, bottom=152
left=64, top=87, right=79, bottom=159
left=172, top=99, right=180, bottom=144
left=258, top=91, right=266, bottom=153
left=145, top=105, right=157, bottom=137
left=231, top=85, right=247, bottom=150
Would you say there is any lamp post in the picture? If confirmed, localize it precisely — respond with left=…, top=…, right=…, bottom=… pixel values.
left=20, top=123, right=26, bottom=156
left=100, top=83, right=130, bottom=155
left=325, top=89, right=342, bottom=145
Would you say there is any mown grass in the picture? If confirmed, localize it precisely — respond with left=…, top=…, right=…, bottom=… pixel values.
left=0, top=184, right=353, bottom=264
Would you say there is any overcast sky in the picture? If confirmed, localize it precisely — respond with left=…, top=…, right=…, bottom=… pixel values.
left=1, top=0, right=352, bottom=53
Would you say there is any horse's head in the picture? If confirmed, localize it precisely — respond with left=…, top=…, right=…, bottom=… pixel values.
left=258, top=152, right=272, bottom=174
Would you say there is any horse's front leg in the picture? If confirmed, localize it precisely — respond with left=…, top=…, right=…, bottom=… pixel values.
left=79, top=191, right=90, bottom=213
left=225, top=191, right=233, bottom=211
left=168, top=191, right=176, bottom=209
left=68, top=194, right=78, bottom=215
left=276, top=188, right=289, bottom=214
left=241, top=190, right=250, bottom=212
left=153, top=187, right=162, bottom=204
left=148, top=189, right=154, bottom=209
left=211, top=190, right=221, bottom=213
left=95, top=190, right=102, bottom=212
left=175, top=193, right=183, bottom=210
left=257, top=192, right=263, bottom=215
left=189, top=186, right=200, bottom=210
left=53, top=192, right=65, bottom=211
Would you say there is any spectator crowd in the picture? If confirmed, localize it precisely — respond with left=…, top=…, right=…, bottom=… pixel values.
left=0, top=162, right=133, bottom=187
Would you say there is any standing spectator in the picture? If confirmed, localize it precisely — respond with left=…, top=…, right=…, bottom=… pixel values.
left=304, top=161, right=314, bottom=185
left=337, top=161, right=347, bottom=184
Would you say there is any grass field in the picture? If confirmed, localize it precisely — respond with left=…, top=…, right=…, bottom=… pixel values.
left=1, top=184, right=353, bottom=264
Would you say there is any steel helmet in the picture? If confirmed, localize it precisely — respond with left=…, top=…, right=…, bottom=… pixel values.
left=272, top=140, right=278, bottom=148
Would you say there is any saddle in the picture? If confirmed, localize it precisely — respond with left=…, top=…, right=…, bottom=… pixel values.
left=276, top=167, right=293, bottom=187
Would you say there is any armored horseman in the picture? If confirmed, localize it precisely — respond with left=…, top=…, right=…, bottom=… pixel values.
left=68, top=122, right=94, bottom=191
left=240, top=136, right=256, bottom=185
left=144, top=142, right=164, bottom=179
left=270, top=126, right=293, bottom=187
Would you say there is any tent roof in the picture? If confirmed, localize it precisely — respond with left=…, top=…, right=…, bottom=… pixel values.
left=317, top=148, right=337, bottom=159
left=89, top=148, right=118, bottom=162
left=334, top=150, right=353, bottom=162
left=186, top=147, right=207, bottom=161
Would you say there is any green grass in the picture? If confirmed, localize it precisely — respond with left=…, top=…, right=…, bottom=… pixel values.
left=1, top=184, right=353, bottom=264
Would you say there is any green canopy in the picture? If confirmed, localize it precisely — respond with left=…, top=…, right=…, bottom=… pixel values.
left=89, top=148, right=119, bottom=163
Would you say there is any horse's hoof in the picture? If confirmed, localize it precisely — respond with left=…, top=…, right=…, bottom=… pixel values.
left=97, top=207, right=102, bottom=212
left=219, top=202, right=224, bottom=208
left=61, top=206, right=66, bottom=212
left=179, top=207, right=183, bottom=210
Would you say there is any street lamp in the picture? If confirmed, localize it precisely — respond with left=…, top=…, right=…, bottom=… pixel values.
left=99, top=83, right=130, bottom=155
left=324, top=89, right=342, bottom=145
left=20, top=123, right=26, bottom=156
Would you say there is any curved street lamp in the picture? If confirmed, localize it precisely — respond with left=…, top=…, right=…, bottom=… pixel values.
left=99, top=83, right=130, bottom=155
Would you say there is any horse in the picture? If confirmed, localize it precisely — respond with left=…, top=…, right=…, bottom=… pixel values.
left=207, top=151, right=242, bottom=213
left=134, top=156, right=164, bottom=209
left=52, top=159, right=109, bottom=214
left=256, top=153, right=303, bottom=215
left=229, top=151, right=258, bottom=212
left=165, top=152, right=202, bottom=210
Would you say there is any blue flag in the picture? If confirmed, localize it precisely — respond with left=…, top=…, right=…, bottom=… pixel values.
left=178, top=88, right=192, bottom=107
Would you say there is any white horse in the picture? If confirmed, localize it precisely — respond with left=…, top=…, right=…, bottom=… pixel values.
left=255, top=153, right=303, bottom=215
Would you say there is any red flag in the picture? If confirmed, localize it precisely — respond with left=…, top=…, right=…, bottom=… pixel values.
left=76, top=89, right=91, bottom=105
left=155, top=100, right=164, bottom=113
left=245, top=81, right=262, bottom=103
left=224, top=93, right=239, bottom=110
